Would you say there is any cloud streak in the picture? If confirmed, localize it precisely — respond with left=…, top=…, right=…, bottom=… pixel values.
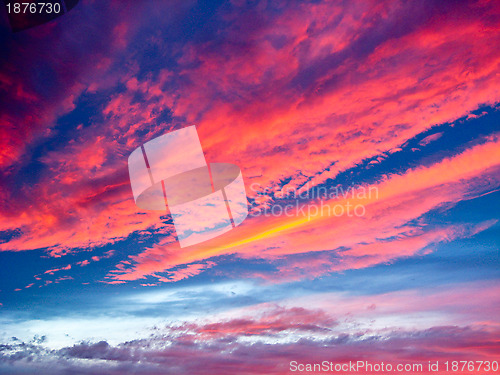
left=109, top=134, right=500, bottom=282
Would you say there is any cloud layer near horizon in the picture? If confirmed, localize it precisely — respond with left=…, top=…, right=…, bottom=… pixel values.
left=2, top=281, right=499, bottom=374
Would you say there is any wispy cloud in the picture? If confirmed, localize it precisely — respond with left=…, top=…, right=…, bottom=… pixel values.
left=109, top=134, right=500, bottom=282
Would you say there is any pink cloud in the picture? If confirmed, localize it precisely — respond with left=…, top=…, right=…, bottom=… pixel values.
left=109, top=135, right=500, bottom=282
left=154, top=261, right=217, bottom=283
left=419, top=132, right=443, bottom=146
left=44, top=264, right=71, bottom=275
left=0, top=0, right=498, bottom=290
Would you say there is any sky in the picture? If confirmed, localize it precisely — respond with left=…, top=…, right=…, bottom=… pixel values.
left=0, top=0, right=499, bottom=374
